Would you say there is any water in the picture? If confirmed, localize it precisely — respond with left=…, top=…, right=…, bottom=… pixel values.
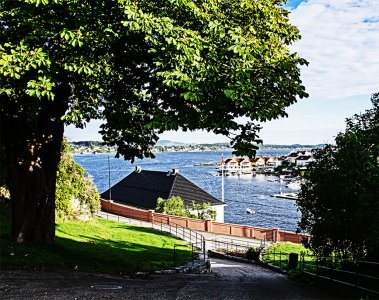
left=74, top=150, right=301, bottom=232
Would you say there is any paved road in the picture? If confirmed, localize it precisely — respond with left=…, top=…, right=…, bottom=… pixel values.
left=0, top=258, right=337, bottom=299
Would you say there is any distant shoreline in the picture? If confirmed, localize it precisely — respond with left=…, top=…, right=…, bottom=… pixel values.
left=70, top=141, right=325, bottom=155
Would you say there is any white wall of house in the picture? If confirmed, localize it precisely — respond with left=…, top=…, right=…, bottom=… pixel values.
left=225, top=159, right=239, bottom=171
left=286, top=156, right=297, bottom=164
left=254, top=157, right=265, bottom=167
left=212, top=205, right=225, bottom=223
left=266, top=157, right=275, bottom=167
left=240, top=158, right=252, bottom=173
left=296, top=158, right=313, bottom=166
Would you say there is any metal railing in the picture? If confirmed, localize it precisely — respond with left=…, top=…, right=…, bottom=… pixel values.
left=262, top=249, right=290, bottom=269
left=105, top=201, right=378, bottom=295
left=261, top=250, right=379, bottom=297
left=153, top=216, right=206, bottom=261
left=300, top=254, right=379, bottom=297
left=210, top=238, right=266, bottom=256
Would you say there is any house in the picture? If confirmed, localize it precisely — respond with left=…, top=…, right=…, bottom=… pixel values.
left=239, top=157, right=252, bottom=174
left=296, top=155, right=313, bottom=167
left=263, top=156, right=276, bottom=167
left=286, top=151, right=300, bottom=164
left=250, top=157, right=265, bottom=168
left=302, top=150, right=313, bottom=156
left=224, top=157, right=240, bottom=175
left=101, top=167, right=225, bottom=222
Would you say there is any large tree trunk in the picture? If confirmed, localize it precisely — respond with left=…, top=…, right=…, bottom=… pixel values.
left=8, top=135, right=62, bottom=244
left=1, top=84, right=68, bottom=245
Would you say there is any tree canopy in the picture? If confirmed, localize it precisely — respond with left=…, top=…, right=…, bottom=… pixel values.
left=156, top=196, right=189, bottom=217
left=297, top=93, right=379, bottom=261
left=0, top=0, right=307, bottom=244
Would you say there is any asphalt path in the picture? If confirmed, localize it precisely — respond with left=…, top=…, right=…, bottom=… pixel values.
left=0, top=258, right=338, bottom=299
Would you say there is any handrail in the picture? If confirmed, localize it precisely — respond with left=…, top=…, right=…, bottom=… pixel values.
left=153, top=216, right=206, bottom=260
left=99, top=209, right=207, bottom=268
left=302, top=270, right=379, bottom=295
left=227, top=238, right=265, bottom=248
left=261, top=250, right=379, bottom=297
left=210, top=238, right=265, bottom=254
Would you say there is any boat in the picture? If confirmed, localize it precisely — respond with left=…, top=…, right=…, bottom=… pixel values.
left=285, top=180, right=301, bottom=190
left=246, top=208, right=256, bottom=214
left=267, top=177, right=279, bottom=182
left=279, top=175, right=293, bottom=181
left=270, top=193, right=298, bottom=200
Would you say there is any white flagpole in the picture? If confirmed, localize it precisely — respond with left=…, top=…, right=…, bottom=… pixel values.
left=221, top=154, right=225, bottom=202
left=107, top=155, right=112, bottom=220
left=108, top=155, right=112, bottom=201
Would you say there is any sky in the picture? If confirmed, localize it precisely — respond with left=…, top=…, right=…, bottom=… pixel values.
left=65, top=0, right=379, bottom=145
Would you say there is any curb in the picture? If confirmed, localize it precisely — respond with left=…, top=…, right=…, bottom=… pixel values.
left=144, top=257, right=210, bottom=276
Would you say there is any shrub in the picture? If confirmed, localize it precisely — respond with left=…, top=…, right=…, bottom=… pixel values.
left=155, top=196, right=216, bottom=220
left=246, top=247, right=261, bottom=261
left=155, top=196, right=188, bottom=217
left=56, top=140, right=100, bottom=219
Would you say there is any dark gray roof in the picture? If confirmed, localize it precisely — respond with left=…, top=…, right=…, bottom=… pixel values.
left=296, top=155, right=312, bottom=161
left=101, top=170, right=223, bottom=210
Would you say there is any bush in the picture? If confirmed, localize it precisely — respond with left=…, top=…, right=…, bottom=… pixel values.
left=155, top=196, right=188, bottom=217
left=246, top=247, right=261, bottom=261
left=56, top=140, right=100, bottom=219
left=155, top=196, right=216, bottom=220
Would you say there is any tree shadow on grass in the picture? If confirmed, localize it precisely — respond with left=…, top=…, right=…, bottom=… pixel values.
left=52, top=235, right=191, bottom=275
left=1, top=215, right=192, bottom=275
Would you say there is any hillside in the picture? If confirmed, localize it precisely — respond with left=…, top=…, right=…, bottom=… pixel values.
left=0, top=210, right=191, bottom=275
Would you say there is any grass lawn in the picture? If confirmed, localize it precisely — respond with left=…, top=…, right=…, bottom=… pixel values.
left=264, top=242, right=312, bottom=256
left=262, top=242, right=313, bottom=271
left=0, top=210, right=192, bottom=275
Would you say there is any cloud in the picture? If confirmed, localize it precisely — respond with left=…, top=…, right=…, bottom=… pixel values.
left=65, top=120, right=104, bottom=141
left=289, top=0, right=379, bottom=99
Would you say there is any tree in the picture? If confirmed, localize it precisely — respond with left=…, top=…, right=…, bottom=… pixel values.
left=56, top=140, right=100, bottom=219
left=155, top=196, right=216, bottom=220
left=297, top=93, right=379, bottom=261
left=155, top=196, right=188, bottom=217
left=0, top=0, right=307, bottom=244
left=188, top=201, right=216, bottom=220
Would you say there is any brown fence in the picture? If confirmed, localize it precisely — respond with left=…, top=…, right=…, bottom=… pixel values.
left=101, top=199, right=309, bottom=243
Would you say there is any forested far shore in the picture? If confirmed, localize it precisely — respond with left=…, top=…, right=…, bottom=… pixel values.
left=69, top=141, right=326, bottom=154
